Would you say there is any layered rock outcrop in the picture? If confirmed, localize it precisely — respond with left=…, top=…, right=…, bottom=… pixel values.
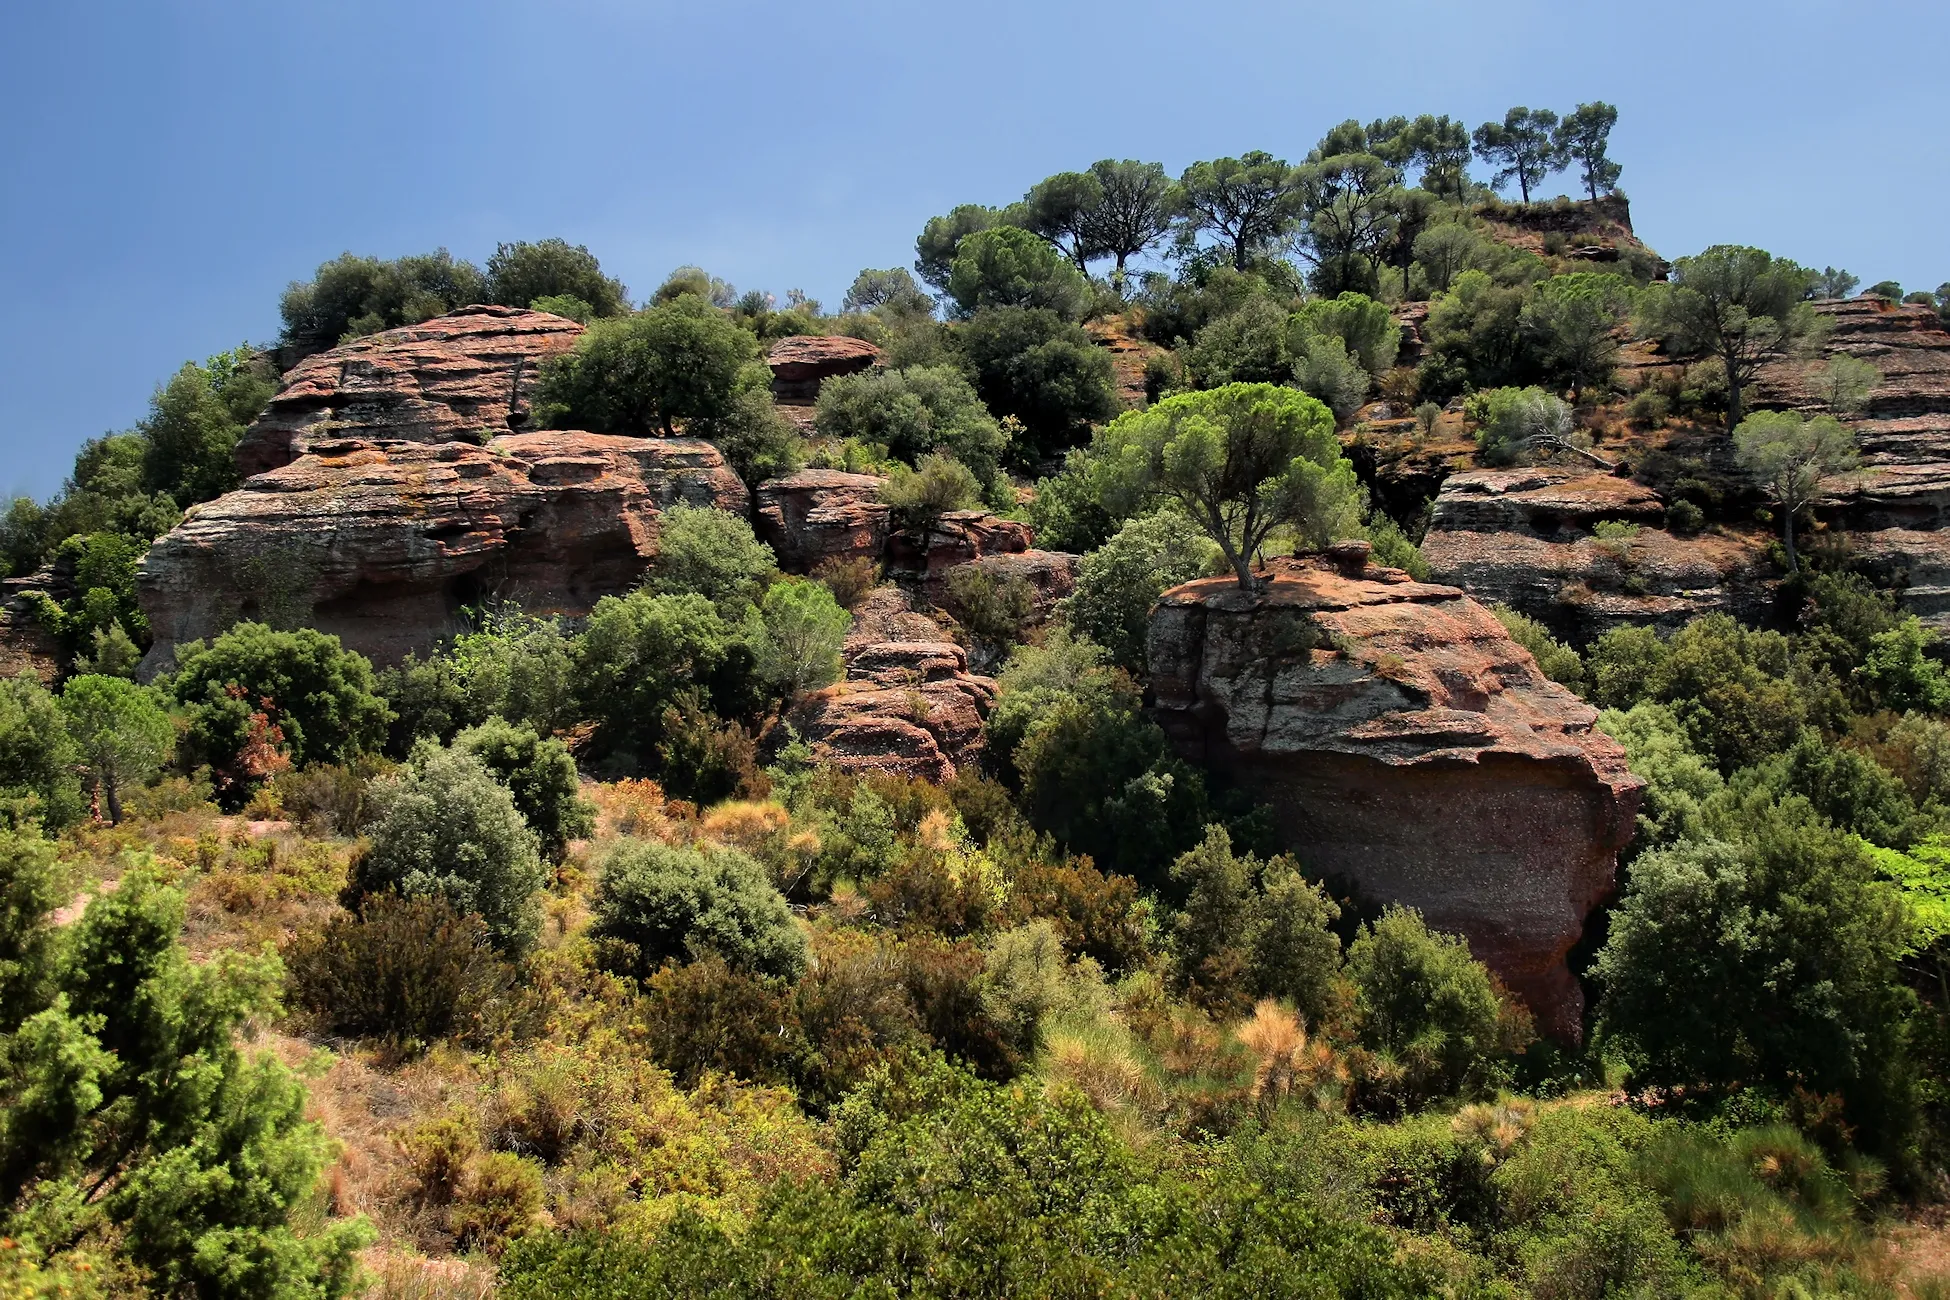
left=0, top=574, right=62, bottom=684
left=1148, top=555, right=1643, bottom=1039
left=138, top=432, right=747, bottom=671
left=1422, top=467, right=1774, bottom=639
left=234, top=306, right=585, bottom=478
left=766, top=335, right=880, bottom=402
left=787, top=588, right=996, bottom=781
left=754, top=470, right=891, bottom=571
left=1755, top=297, right=1950, bottom=628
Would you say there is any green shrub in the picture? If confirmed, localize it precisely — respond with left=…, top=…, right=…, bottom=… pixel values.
left=1181, top=297, right=1293, bottom=389
left=449, top=1152, right=544, bottom=1255
left=486, top=238, right=628, bottom=316
left=58, top=674, right=173, bottom=825
left=813, top=365, right=1009, bottom=488
left=811, top=555, right=878, bottom=609
left=267, top=755, right=394, bottom=836
left=1594, top=805, right=1914, bottom=1151
left=279, top=248, right=486, bottom=354
left=754, top=578, right=851, bottom=699
left=1347, top=906, right=1530, bottom=1110
left=454, top=718, right=595, bottom=862
left=1169, top=825, right=1343, bottom=1024
left=167, top=622, right=390, bottom=794
left=957, top=306, right=1119, bottom=464
left=535, top=296, right=763, bottom=438
left=943, top=565, right=1036, bottom=646
left=284, top=893, right=522, bottom=1051
left=1491, top=605, right=1586, bottom=692
left=589, top=838, right=807, bottom=981
left=946, top=226, right=1090, bottom=320
left=653, top=702, right=767, bottom=805
left=1596, top=703, right=1724, bottom=857
left=647, top=503, right=778, bottom=617
left=878, top=453, right=982, bottom=530
left=1062, top=511, right=1216, bottom=675
left=0, top=673, right=83, bottom=830
left=572, top=591, right=759, bottom=767
left=1666, top=498, right=1704, bottom=533
left=377, top=607, right=578, bottom=752
left=349, top=744, right=545, bottom=954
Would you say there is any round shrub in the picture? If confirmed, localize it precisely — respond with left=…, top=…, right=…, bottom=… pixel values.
left=0, top=672, right=83, bottom=830
left=814, top=365, right=1009, bottom=487
left=167, top=622, right=391, bottom=780
left=453, top=718, right=595, bottom=862
left=1063, top=511, right=1216, bottom=675
left=350, top=744, right=545, bottom=954
left=589, top=838, right=807, bottom=980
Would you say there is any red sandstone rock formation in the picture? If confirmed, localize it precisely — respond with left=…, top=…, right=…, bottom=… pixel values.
left=1422, top=467, right=1774, bottom=638
left=1148, top=556, right=1643, bottom=1040
left=754, top=469, right=891, bottom=572
left=235, top=306, right=585, bottom=478
left=138, top=432, right=747, bottom=672
left=885, top=510, right=1034, bottom=576
left=786, top=587, right=995, bottom=781
left=766, top=335, right=881, bottom=402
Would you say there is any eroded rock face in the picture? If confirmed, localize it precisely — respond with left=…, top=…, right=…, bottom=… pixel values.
left=885, top=510, right=1034, bottom=576
left=766, top=335, right=881, bottom=402
left=0, top=574, right=62, bottom=684
left=1148, top=557, right=1643, bottom=1040
left=235, top=306, right=585, bottom=478
left=1423, top=467, right=1774, bottom=639
left=754, top=469, right=891, bottom=572
left=139, top=432, right=748, bottom=672
left=786, top=588, right=995, bottom=781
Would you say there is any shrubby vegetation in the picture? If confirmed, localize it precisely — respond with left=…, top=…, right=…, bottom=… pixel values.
left=10, top=97, right=1950, bottom=1297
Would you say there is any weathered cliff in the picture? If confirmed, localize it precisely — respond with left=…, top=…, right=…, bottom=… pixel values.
left=786, top=587, right=996, bottom=781
left=766, top=335, right=881, bottom=402
left=1423, top=467, right=1775, bottom=640
left=138, top=432, right=747, bottom=671
left=1148, top=553, right=1643, bottom=1039
left=234, top=306, right=585, bottom=478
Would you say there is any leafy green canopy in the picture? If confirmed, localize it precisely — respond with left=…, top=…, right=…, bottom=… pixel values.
left=1094, top=383, right=1359, bottom=588
left=0, top=833, right=371, bottom=1296
left=590, top=837, right=807, bottom=981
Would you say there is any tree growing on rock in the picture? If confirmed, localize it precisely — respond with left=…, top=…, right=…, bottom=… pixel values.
left=1552, top=101, right=1622, bottom=200
left=1733, top=409, right=1858, bottom=573
left=486, top=238, right=630, bottom=317
left=536, top=296, right=769, bottom=437
left=1636, top=245, right=1822, bottom=428
left=1094, top=383, right=1360, bottom=589
left=1472, top=107, right=1563, bottom=204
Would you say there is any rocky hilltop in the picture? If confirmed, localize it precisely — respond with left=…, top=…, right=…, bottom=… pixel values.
left=233, top=305, right=585, bottom=478
left=1148, top=550, right=1643, bottom=1039
left=139, top=432, right=746, bottom=672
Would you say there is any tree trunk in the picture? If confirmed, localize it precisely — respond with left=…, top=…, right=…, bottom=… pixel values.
left=1724, top=359, right=1745, bottom=431
left=1782, top=506, right=1799, bottom=575
left=103, top=773, right=122, bottom=826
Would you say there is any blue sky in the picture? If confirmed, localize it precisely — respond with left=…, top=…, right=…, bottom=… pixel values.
left=2, top=0, right=1944, bottom=499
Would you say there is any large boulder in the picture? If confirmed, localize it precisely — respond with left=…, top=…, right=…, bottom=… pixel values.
left=766, top=335, right=881, bottom=402
left=235, top=305, right=585, bottom=478
left=138, top=432, right=747, bottom=672
left=1148, top=555, right=1643, bottom=1040
left=754, top=469, right=891, bottom=572
left=785, top=587, right=996, bottom=782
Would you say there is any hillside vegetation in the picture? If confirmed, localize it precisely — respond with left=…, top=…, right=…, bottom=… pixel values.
left=5, top=104, right=1950, bottom=1299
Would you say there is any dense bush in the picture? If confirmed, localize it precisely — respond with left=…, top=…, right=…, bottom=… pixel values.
left=589, top=838, right=807, bottom=981
left=0, top=843, right=371, bottom=1294
left=279, top=248, right=486, bottom=355
left=284, top=892, right=522, bottom=1050
left=572, top=590, right=759, bottom=768
left=349, top=743, right=546, bottom=954
left=453, top=718, right=595, bottom=861
left=1347, top=906, right=1532, bottom=1111
left=379, top=607, right=578, bottom=751
left=486, top=238, right=629, bottom=316
left=645, top=502, right=778, bottom=617
left=167, top=622, right=391, bottom=797
left=813, top=365, right=1009, bottom=488
left=1169, top=825, right=1343, bottom=1024
left=1063, top=510, right=1217, bottom=675
left=877, top=451, right=983, bottom=528
left=957, top=306, right=1119, bottom=464
left=0, top=672, right=83, bottom=830
left=1595, top=801, right=1915, bottom=1151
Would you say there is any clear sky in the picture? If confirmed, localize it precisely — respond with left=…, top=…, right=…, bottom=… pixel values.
left=2, top=0, right=1944, bottom=499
